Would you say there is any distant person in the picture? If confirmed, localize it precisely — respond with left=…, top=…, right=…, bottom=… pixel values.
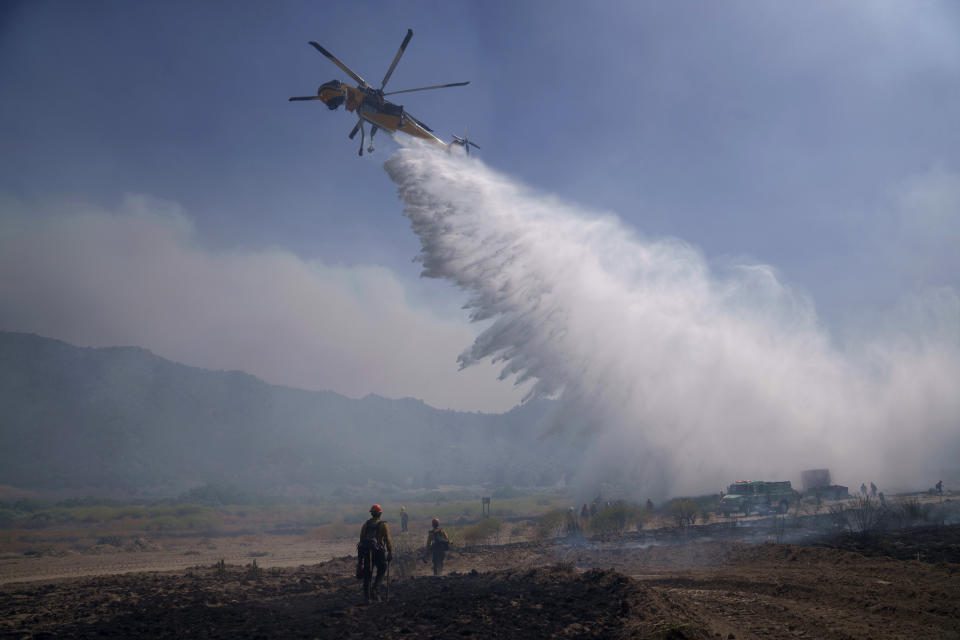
left=358, top=504, right=392, bottom=603
left=580, top=503, right=590, bottom=520
left=565, top=507, right=581, bottom=536
left=400, top=506, right=409, bottom=533
left=936, top=480, right=943, bottom=496
left=646, top=498, right=654, bottom=512
left=425, top=517, right=450, bottom=576
left=860, top=483, right=867, bottom=497
left=870, top=482, right=877, bottom=498
left=590, top=502, right=598, bottom=517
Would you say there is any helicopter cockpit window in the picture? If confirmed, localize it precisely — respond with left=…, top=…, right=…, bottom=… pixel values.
left=319, top=80, right=344, bottom=110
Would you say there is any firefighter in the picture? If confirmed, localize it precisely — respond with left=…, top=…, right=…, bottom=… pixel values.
left=357, top=504, right=392, bottom=603
left=400, top=506, right=409, bottom=533
left=425, top=517, right=449, bottom=576
left=565, top=506, right=581, bottom=535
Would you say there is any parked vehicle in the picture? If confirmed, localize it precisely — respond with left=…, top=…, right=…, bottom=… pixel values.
left=719, top=480, right=793, bottom=516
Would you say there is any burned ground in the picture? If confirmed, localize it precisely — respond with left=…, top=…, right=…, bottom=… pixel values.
left=3, top=525, right=960, bottom=639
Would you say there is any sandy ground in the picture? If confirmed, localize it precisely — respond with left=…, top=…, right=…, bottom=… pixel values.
left=2, top=524, right=959, bottom=639
left=0, top=535, right=356, bottom=586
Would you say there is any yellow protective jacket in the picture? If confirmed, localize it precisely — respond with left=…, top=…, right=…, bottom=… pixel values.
left=359, top=517, right=393, bottom=554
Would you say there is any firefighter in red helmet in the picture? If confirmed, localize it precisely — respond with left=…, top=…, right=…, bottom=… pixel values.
left=357, top=504, right=392, bottom=603
left=425, top=517, right=449, bottom=576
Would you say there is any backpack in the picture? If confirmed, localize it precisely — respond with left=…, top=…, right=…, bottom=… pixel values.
left=358, top=518, right=386, bottom=556
left=432, top=528, right=449, bottom=552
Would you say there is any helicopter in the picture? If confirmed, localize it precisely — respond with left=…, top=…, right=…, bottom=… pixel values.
left=289, top=29, right=472, bottom=156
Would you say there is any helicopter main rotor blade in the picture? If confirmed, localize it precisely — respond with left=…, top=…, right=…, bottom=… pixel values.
left=381, top=29, right=413, bottom=90
left=288, top=96, right=323, bottom=101
left=383, top=81, right=469, bottom=96
left=308, top=41, right=370, bottom=88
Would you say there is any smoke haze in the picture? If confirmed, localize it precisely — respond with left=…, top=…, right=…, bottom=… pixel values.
left=0, top=195, right=526, bottom=412
left=386, top=144, right=960, bottom=498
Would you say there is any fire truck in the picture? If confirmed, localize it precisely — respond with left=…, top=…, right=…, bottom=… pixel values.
left=719, top=480, right=793, bottom=516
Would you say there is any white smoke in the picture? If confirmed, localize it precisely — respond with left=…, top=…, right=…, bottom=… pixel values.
left=0, top=194, right=527, bottom=412
left=386, top=144, right=960, bottom=498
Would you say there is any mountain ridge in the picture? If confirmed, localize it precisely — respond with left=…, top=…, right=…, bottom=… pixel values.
left=0, top=331, right=568, bottom=495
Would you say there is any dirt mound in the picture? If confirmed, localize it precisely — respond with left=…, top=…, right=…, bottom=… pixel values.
left=0, top=564, right=708, bottom=639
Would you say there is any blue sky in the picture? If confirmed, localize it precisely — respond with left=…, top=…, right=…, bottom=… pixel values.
left=1, top=1, right=958, bottom=411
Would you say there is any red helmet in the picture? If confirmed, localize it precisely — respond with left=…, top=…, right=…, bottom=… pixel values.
left=370, top=504, right=383, bottom=515
left=431, top=517, right=440, bottom=527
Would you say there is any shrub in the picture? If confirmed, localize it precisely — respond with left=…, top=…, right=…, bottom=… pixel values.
left=830, top=496, right=889, bottom=537
left=535, top=510, right=567, bottom=541
left=246, top=559, right=263, bottom=580
left=847, top=496, right=888, bottom=536
left=666, top=500, right=698, bottom=528
left=456, top=518, right=502, bottom=546
left=895, top=497, right=924, bottom=522
left=591, top=503, right=644, bottom=536
left=509, top=522, right=528, bottom=540
left=770, top=516, right=786, bottom=543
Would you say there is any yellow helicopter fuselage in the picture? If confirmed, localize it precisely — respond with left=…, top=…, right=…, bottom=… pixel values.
left=317, top=82, right=445, bottom=147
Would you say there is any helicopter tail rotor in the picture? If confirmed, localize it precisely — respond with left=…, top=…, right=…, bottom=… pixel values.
left=451, top=127, right=481, bottom=155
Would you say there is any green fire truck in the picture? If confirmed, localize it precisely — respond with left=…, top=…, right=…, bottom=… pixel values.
left=719, top=480, right=793, bottom=516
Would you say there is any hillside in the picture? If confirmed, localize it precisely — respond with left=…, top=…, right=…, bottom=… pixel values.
left=0, top=332, right=570, bottom=495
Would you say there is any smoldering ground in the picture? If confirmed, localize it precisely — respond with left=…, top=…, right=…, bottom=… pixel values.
left=385, top=143, right=960, bottom=499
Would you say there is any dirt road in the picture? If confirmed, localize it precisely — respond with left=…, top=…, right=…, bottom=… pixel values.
left=0, top=535, right=355, bottom=586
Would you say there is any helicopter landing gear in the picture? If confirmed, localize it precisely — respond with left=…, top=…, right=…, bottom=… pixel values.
left=354, top=120, right=378, bottom=156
